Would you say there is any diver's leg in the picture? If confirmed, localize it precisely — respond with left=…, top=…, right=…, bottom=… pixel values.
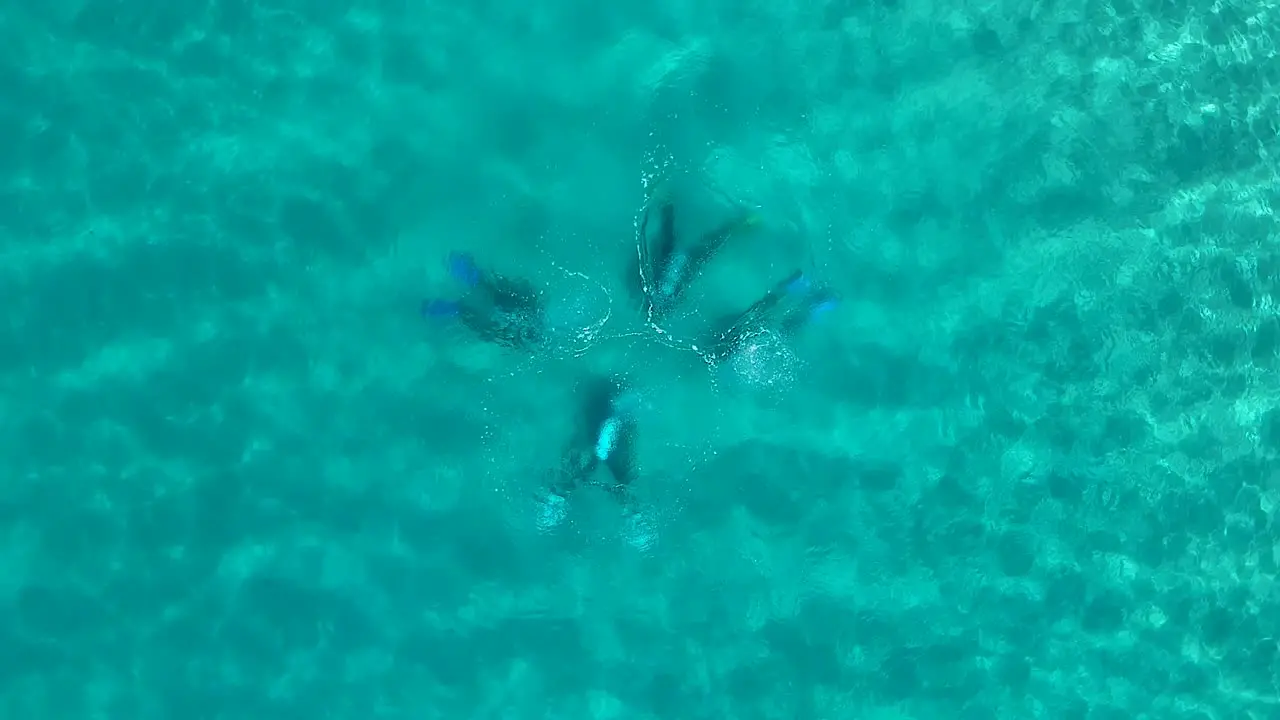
left=596, top=411, right=655, bottom=550
left=536, top=446, right=599, bottom=531
left=602, top=422, right=637, bottom=491
left=582, top=377, right=640, bottom=489
left=682, top=209, right=761, bottom=281
left=552, top=447, right=597, bottom=496
left=646, top=201, right=690, bottom=317
left=612, top=474, right=656, bottom=550
left=420, top=291, right=511, bottom=348
left=639, top=199, right=678, bottom=280
left=712, top=269, right=806, bottom=350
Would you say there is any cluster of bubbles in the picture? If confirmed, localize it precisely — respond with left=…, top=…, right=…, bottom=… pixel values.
left=720, top=328, right=800, bottom=392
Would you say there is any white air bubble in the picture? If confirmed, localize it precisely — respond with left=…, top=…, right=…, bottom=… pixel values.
left=725, top=329, right=800, bottom=391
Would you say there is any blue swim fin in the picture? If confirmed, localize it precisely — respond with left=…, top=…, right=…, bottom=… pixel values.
left=446, top=252, right=482, bottom=288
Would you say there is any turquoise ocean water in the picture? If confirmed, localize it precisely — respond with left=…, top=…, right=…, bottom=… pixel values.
left=3, top=0, right=1279, bottom=717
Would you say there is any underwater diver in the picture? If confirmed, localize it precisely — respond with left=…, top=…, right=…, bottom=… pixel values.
left=637, top=194, right=762, bottom=319
left=544, top=376, right=638, bottom=507
left=536, top=376, right=656, bottom=547
left=421, top=251, right=546, bottom=350
left=702, top=269, right=840, bottom=366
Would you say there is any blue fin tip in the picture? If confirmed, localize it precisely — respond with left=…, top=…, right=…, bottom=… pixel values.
left=809, top=298, right=839, bottom=319
left=446, top=252, right=481, bottom=288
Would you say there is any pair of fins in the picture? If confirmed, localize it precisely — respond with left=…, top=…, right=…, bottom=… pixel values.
left=421, top=252, right=545, bottom=350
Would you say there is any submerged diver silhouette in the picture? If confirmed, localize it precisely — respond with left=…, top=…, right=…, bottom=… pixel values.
left=421, top=251, right=546, bottom=350
left=705, top=269, right=840, bottom=361
left=535, top=375, right=655, bottom=548
left=637, top=193, right=762, bottom=321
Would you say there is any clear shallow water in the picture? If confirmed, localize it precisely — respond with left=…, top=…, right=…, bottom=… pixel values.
left=3, top=0, right=1280, bottom=718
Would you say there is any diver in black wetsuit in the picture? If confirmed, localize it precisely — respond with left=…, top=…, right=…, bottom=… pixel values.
left=702, top=269, right=840, bottom=365
left=547, top=376, right=639, bottom=504
left=637, top=194, right=761, bottom=320
left=421, top=252, right=545, bottom=350
left=537, top=376, right=655, bottom=547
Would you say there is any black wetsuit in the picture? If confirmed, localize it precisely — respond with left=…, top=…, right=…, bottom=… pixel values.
left=459, top=273, right=545, bottom=350
left=702, top=269, right=838, bottom=364
left=549, top=376, right=637, bottom=504
left=639, top=199, right=759, bottom=320
left=422, top=254, right=546, bottom=350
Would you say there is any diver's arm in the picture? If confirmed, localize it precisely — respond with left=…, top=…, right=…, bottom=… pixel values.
left=652, top=203, right=678, bottom=275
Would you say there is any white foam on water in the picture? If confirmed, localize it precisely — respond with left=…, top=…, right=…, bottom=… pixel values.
left=724, top=329, right=800, bottom=392
left=537, top=262, right=615, bottom=358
